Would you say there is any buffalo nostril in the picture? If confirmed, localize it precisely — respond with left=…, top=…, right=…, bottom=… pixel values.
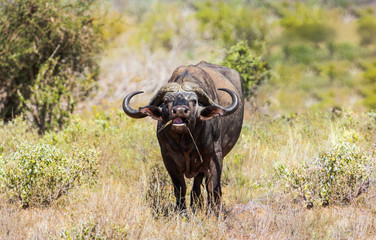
left=173, top=109, right=176, bottom=114
left=184, top=109, right=188, bottom=114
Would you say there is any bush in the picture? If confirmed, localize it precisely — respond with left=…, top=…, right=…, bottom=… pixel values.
left=222, top=41, right=270, bottom=99
left=283, top=43, right=326, bottom=65
left=134, top=2, right=193, bottom=51
left=275, top=142, right=373, bottom=208
left=0, top=142, right=99, bottom=208
left=362, top=86, right=376, bottom=110
left=195, top=1, right=269, bottom=52
left=314, top=61, right=351, bottom=83
left=360, top=60, right=376, bottom=110
left=282, top=23, right=335, bottom=46
left=277, top=2, right=336, bottom=46
left=357, top=14, right=376, bottom=46
left=0, top=0, right=104, bottom=133
left=327, top=42, right=361, bottom=61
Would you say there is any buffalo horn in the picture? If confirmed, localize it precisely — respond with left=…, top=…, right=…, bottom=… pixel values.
left=188, top=85, right=239, bottom=115
left=215, top=88, right=239, bottom=114
left=122, top=91, right=148, bottom=118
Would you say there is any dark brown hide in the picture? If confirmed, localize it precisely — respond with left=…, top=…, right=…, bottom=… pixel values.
left=123, top=61, right=244, bottom=212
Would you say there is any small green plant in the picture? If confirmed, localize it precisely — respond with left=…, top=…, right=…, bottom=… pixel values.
left=60, top=222, right=107, bottom=240
left=0, top=142, right=99, bottom=208
left=275, top=142, right=373, bottom=208
left=222, top=41, right=270, bottom=99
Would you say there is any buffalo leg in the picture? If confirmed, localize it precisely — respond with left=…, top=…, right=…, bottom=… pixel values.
left=171, top=174, right=187, bottom=211
left=162, top=154, right=187, bottom=211
left=205, top=171, right=222, bottom=210
left=206, top=150, right=223, bottom=212
left=191, top=173, right=205, bottom=210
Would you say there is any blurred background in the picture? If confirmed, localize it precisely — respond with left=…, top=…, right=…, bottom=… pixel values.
left=2, top=0, right=376, bottom=131
left=105, top=0, right=376, bottom=111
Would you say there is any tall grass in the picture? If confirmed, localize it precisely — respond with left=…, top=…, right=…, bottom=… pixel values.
left=0, top=107, right=375, bottom=238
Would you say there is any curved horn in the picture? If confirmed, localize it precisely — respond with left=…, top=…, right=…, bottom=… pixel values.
left=216, top=88, right=239, bottom=115
left=187, top=84, right=239, bottom=114
left=122, top=91, right=148, bottom=119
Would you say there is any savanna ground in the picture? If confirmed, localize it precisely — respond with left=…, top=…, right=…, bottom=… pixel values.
left=1, top=110, right=376, bottom=239
left=2, top=0, right=376, bottom=239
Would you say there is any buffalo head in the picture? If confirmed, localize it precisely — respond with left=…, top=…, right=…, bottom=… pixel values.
left=123, top=82, right=239, bottom=133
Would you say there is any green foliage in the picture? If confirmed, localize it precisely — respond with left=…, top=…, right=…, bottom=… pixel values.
left=99, top=9, right=128, bottom=43
left=360, top=60, right=376, bottom=110
left=362, top=86, right=376, bottom=110
left=283, top=23, right=335, bottom=46
left=362, top=60, right=376, bottom=83
left=357, top=14, right=376, bottom=46
left=275, top=2, right=336, bottom=66
left=195, top=1, right=269, bottom=52
left=222, top=41, right=270, bottom=99
left=282, top=43, right=328, bottom=65
left=18, top=58, right=78, bottom=134
left=0, top=142, right=99, bottom=208
left=314, top=61, right=352, bottom=84
left=275, top=142, right=373, bottom=208
left=277, top=2, right=336, bottom=45
left=327, top=42, right=361, bottom=61
left=60, top=222, right=107, bottom=240
left=134, top=2, right=190, bottom=51
left=0, top=0, right=104, bottom=132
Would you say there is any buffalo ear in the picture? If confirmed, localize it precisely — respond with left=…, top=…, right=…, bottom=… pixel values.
left=198, top=106, right=225, bottom=121
left=139, top=106, right=163, bottom=120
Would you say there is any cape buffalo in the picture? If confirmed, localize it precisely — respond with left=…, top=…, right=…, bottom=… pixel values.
left=123, top=61, right=244, bottom=212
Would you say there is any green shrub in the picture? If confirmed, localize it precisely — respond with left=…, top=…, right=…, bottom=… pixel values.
left=195, top=1, right=269, bottom=52
left=0, top=142, right=99, bottom=208
left=275, top=142, right=373, bottom=208
left=0, top=0, right=104, bottom=133
left=282, top=23, right=335, bottom=46
left=277, top=2, right=336, bottom=46
left=362, top=86, right=376, bottom=110
left=60, top=222, right=107, bottom=240
left=362, top=60, right=376, bottom=83
left=327, top=42, right=361, bottom=61
left=357, top=14, right=376, bottom=46
left=282, top=43, right=328, bottom=65
left=134, top=2, right=190, bottom=51
left=360, top=60, right=376, bottom=110
left=100, top=9, right=128, bottom=43
left=222, top=41, right=270, bottom=99
left=18, top=57, right=82, bottom=134
left=314, top=61, right=351, bottom=83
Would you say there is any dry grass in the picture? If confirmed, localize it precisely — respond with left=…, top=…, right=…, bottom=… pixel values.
left=1, top=177, right=376, bottom=239
left=1, top=109, right=376, bottom=239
